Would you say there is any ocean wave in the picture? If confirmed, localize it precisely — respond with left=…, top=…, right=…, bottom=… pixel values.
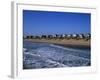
left=23, top=50, right=90, bottom=68
left=30, top=46, right=89, bottom=61
left=23, top=48, right=27, bottom=52
left=23, top=41, right=91, bottom=69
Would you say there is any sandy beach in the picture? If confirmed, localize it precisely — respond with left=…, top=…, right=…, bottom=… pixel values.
left=24, top=39, right=90, bottom=49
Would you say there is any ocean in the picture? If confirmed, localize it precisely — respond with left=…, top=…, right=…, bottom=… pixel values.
left=23, top=41, right=91, bottom=69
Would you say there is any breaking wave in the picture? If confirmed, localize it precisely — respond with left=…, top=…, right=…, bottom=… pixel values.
left=23, top=41, right=91, bottom=69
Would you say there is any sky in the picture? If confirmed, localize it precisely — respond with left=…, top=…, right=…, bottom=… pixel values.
left=23, top=10, right=91, bottom=36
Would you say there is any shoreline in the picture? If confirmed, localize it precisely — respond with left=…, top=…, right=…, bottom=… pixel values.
left=53, top=43, right=90, bottom=50
left=24, top=39, right=90, bottom=49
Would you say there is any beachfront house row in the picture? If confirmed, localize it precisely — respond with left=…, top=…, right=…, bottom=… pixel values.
left=78, top=34, right=84, bottom=39
left=67, top=34, right=72, bottom=38
left=54, top=34, right=61, bottom=38
left=24, top=33, right=91, bottom=40
left=47, top=35, right=53, bottom=39
left=62, top=34, right=66, bottom=37
left=84, top=33, right=91, bottom=40
left=72, top=34, right=78, bottom=39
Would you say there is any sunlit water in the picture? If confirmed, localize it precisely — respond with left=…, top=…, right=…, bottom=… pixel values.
left=23, top=41, right=91, bottom=69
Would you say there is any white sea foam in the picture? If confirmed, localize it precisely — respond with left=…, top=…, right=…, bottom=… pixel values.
left=45, top=59, right=67, bottom=67
left=23, top=42, right=90, bottom=68
left=23, top=48, right=27, bottom=52
left=35, top=46, right=89, bottom=61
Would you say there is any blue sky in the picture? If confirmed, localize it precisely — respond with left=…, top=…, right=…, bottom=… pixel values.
left=23, top=10, right=91, bottom=35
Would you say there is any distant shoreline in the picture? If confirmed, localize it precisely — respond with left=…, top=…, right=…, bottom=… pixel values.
left=24, top=39, right=90, bottom=49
